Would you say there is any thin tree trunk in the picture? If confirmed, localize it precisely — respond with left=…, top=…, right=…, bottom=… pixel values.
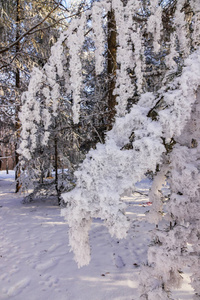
left=54, top=135, right=61, bottom=205
left=15, top=0, right=21, bottom=192
left=106, top=8, right=117, bottom=131
left=6, top=149, right=8, bottom=174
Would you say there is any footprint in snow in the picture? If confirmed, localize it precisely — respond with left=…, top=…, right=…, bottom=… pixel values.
left=48, top=243, right=61, bottom=253
left=39, top=275, right=59, bottom=288
left=35, top=258, right=58, bottom=272
left=113, top=254, right=125, bottom=268
left=6, top=278, right=31, bottom=297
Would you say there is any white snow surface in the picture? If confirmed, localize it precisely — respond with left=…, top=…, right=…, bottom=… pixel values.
left=0, top=171, right=193, bottom=299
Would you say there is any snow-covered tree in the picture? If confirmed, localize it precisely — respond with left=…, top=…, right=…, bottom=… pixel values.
left=17, top=32, right=78, bottom=201
left=139, top=50, right=200, bottom=300
left=17, top=0, right=116, bottom=198
left=0, top=0, right=70, bottom=190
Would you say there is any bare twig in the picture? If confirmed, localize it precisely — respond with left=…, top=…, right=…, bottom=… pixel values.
left=133, top=191, right=149, bottom=197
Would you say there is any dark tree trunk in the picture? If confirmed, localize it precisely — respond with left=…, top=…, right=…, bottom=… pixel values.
left=15, top=0, right=21, bottom=192
left=106, top=8, right=117, bottom=131
left=54, top=135, right=61, bottom=205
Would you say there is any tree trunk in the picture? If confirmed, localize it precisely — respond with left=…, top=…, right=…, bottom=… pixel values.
left=6, top=149, right=9, bottom=174
left=15, top=0, right=21, bottom=192
left=106, top=8, right=117, bottom=131
left=54, top=135, right=61, bottom=205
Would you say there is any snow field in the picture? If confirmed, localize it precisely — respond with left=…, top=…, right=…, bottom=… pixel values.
left=0, top=171, right=193, bottom=299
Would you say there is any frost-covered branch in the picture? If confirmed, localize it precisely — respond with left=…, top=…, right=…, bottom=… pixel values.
left=61, top=48, right=200, bottom=269
left=140, top=49, right=200, bottom=299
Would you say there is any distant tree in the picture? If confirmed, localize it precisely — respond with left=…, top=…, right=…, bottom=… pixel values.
left=0, top=0, right=69, bottom=190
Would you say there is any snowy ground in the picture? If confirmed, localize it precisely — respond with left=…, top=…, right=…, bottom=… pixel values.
left=0, top=171, right=193, bottom=300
